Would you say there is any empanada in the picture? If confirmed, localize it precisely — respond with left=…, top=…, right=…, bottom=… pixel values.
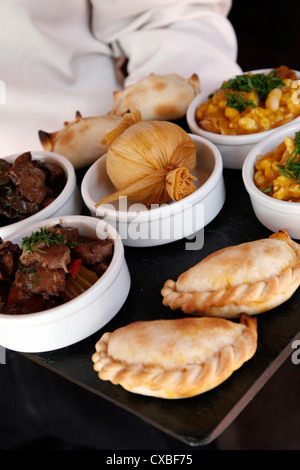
left=39, top=111, right=122, bottom=169
left=92, top=315, right=257, bottom=399
left=161, top=230, right=300, bottom=318
left=109, top=73, right=200, bottom=121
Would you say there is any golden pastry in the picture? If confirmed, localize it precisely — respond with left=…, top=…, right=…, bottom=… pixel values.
left=109, top=73, right=200, bottom=121
left=39, top=111, right=122, bottom=169
left=92, top=315, right=257, bottom=399
left=161, top=230, right=300, bottom=318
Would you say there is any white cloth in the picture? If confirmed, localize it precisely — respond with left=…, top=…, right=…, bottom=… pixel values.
left=0, top=0, right=241, bottom=156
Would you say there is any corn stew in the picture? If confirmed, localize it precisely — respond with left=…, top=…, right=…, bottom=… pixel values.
left=195, top=66, right=300, bottom=136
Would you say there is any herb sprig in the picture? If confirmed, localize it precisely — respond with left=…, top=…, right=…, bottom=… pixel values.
left=225, top=93, right=256, bottom=112
left=277, top=131, right=300, bottom=182
left=222, top=69, right=285, bottom=101
left=22, top=227, right=77, bottom=254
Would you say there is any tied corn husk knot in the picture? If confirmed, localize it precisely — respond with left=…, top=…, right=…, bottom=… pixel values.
left=166, top=167, right=197, bottom=201
left=96, top=110, right=197, bottom=208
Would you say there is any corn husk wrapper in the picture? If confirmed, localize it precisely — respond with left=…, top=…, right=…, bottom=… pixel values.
left=95, top=110, right=197, bottom=207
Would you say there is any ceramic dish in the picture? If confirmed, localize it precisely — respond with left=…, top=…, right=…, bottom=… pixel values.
left=186, top=69, right=300, bottom=170
left=242, top=120, right=300, bottom=239
left=81, top=134, right=225, bottom=247
left=0, top=215, right=130, bottom=352
left=0, top=151, right=82, bottom=239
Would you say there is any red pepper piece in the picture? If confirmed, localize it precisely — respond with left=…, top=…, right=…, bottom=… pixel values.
left=67, top=258, right=82, bottom=278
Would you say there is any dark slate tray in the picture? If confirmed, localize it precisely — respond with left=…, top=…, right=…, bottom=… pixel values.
left=22, top=168, right=300, bottom=446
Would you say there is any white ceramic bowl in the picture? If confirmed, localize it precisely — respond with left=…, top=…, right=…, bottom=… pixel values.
left=242, top=120, right=300, bottom=240
left=187, top=69, right=300, bottom=170
left=81, top=134, right=225, bottom=247
left=0, top=215, right=130, bottom=352
left=0, top=150, right=82, bottom=239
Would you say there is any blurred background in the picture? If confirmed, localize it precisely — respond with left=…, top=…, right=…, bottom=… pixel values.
left=229, top=0, right=300, bottom=72
left=0, top=0, right=299, bottom=451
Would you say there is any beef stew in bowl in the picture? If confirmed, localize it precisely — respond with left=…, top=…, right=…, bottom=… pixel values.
left=0, top=151, right=82, bottom=239
left=0, top=152, right=66, bottom=226
left=0, top=224, right=113, bottom=315
left=0, top=215, right=130, bottom=352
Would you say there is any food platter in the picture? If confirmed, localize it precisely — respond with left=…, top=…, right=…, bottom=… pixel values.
left=21, top=166, right=300, bottom=446
left=2, top=67, right=300, bottom=445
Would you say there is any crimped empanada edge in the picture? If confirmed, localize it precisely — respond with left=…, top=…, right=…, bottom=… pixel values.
left=91, top=315, right=257, bottom=399
left=161, top=262, right=300, bottom=318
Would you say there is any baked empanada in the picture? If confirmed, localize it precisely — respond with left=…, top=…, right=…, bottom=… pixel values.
left=39, top=111, right=122, bottom=169
left=92, top=315, right=257, bottom=399
left=109, top=73, right=200, bottom=121
left=161, top=230, right=300, bottom=318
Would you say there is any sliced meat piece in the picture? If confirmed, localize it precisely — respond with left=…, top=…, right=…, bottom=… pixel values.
left=0, top=187, right=40, bottom=216
left=72, top=239, right=113, bottom=265
left=34, top=161, right=65, bottom=191
left=0, top=159, right=12, bottom=185
left=48, top=224, right=79, bottom=243
left=8, top=152, right=47, bottom=204
left=40, top=197, right=56, bottom=208
left=90, top=261, right=110, bottom=277
left=0, top=241, right=22, bottom=284
left=20, top=243, right=71, bottom=272
left=274, top=65, right=297, bottom=80
left=15, top=265, right=66, bottom=297
left=2, top=295, right=58, bottom=315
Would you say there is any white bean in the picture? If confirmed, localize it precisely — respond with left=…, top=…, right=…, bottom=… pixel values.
left=265, top=88, right=282, bottom=111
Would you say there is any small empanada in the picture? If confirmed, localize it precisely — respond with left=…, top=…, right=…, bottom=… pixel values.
left=161, top=230, right=300, bottom=318
left=92, top=314, right=257, bottom=399
left=39, top=111, right=122, bottom=169
left=109, top=73, right=200, bottom=121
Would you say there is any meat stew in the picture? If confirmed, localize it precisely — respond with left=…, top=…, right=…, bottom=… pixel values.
left=0, top=224, right=114, bottom=315
left=0, top=152, right=66, bottom=226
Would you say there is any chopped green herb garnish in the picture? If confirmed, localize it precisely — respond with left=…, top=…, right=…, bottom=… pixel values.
left=29, top=269, right=39, bottom=287
left=222, top=69, right=285, bottom=101
left=225, top=93, right=256, bottom=112
left=22, top=227, right=77, bottom=254
left=277, top=131, right=300, bottom=182
left=222, top=74, right=254, bottom=94
left=263, top=186, right=273, bottom=193
left=17, top=265, right=27, bottom=273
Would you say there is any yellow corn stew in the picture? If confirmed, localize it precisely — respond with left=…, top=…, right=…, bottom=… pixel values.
left=195, top=73, right=300, bottom=136
left=254, top=135, right=300, bottom=202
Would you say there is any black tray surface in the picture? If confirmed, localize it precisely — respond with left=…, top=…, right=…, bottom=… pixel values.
left=22, top=168, right=300, bottom=446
